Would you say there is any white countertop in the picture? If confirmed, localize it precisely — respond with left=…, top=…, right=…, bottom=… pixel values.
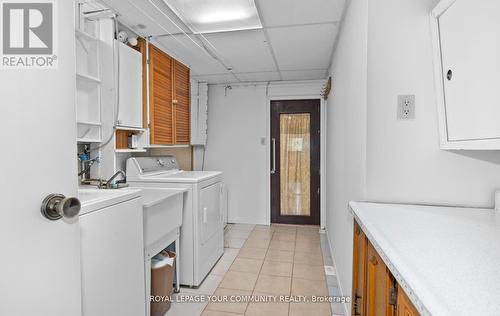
left=78, top=188, right=142, bottom=215
left=349, top=201, right=500, bottom=316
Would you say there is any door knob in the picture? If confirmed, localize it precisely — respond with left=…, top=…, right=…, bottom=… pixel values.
left=41, top=194, right=81, bottom=221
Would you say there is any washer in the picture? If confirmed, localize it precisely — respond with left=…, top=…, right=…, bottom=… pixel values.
left=126, top=156, right=224, bottom=287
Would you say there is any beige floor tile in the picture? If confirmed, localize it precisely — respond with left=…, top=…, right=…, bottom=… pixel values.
left=243, top=238, right=270, bottom=249
left=292, top=263, right=326, bottom=281
left=211, top=258, right=234, bottom=276
left=201, top=310, right=242, bottom=316
left=295, top=234, right=320, bottom=243
left=294, top=241, right=322, bottom=254
left=168, top=300, right=208, bottom=316
left=293, top=251, right=323, bottom=266
left=296, top=226, right=320, bottom=235
left=269, top=240, right=295, bottom=251
left=225, top=238, right=247, bottom=249
left=253, top=225, right=275, bottom=232
left=289, top=302, right=331, bottom=316
left=272, top=232, right=296, bottom=242
left=295, top=238, right=320, bottom=248
left=182, top=274, right=224, bottom=295
left=291, top=278, right=328, bottom=297
left=219, top=271, right=258, bottom=291
left=265, top=249, right=294, bottom=263
left=225, top=229, right=252, bottom=239
left=229, top=258, right=263, bottom=274
left=221, top=248, right=240, bottom=261
left=245, top=301, right=289, bottom=316
left=260, top=260, right=293, bottom=277
left=272, top=225, right=297, bottom=234
left=237, top=247, right=267, bottom=260
left=254, top=274, right=291, bottom=295
left=205, top=288, right=252, bottom=314
left=229, top=224, right=256, bottom=231
left=249, top=230, right=274, bottom=240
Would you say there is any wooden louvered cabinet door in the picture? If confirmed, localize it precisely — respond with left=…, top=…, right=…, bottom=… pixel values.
left=173, top=60, right=191, bottom=144
left=149, top=44, right=174, bottom=145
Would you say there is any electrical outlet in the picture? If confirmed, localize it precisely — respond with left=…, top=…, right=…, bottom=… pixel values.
left=398, top=95, right=415, bottom=119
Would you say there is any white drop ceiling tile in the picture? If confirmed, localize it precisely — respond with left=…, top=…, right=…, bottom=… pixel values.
left=256, top=0, right=345, bottom=27
left=281, top=69, right=327, bottom=81
left=154, top=35, right=228, bottom=75
left=101, top=0, right=189, bottom=36
left=202, top=30, right=277, bottom=73
left=267, top=24, right=338, bottom=71
left=191, top=73, right=238, bottom=84
left=235, top=71, right=281, bottom=82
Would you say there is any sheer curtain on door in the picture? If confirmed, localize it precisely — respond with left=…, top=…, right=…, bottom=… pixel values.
left=279, top=113, right=311, bottom=216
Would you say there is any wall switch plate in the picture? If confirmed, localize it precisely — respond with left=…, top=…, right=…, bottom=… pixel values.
left=398, top=95, right=415, bottom=119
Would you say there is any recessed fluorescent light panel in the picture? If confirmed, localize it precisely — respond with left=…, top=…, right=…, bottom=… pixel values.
left=163, top=0, right=263, bottom=34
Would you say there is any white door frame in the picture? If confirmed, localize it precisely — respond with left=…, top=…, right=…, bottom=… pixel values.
left=265, top=94, right=326, bottom=229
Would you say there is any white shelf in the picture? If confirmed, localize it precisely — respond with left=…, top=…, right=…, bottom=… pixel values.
left=75, top=29, right=98, bottom=42
left=76, top=73, right=101, bottom=84
left=77, top=137, right=102, bottom=143
left=115, top=149, right=147, bottom=153
left=116, top=126, right=147, bottom=132
left=77, top=121, right=102, bottom=126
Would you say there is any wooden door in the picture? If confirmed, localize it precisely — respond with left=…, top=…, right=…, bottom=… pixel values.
left=397, top=284, right=420, bottom=316
left=149, top=44, right=174, bottom=144
left=0, top=1, right=82, bottom=314
left=366, top=242, right=391, bottom=316
left=352, top=221, right=367, bottom=316
left=173, top=60, right=191, bottom=144
left=270, top=99, right=321, bottom=225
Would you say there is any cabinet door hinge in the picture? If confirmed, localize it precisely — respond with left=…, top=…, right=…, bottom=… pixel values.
left=389, top=285, right=398, bottom=306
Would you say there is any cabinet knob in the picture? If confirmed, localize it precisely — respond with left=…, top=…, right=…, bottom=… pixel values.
left=370, top=255, right=378, bottom=265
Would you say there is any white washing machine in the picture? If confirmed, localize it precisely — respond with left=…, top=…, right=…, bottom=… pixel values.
left=126, top=156, right=224, bottom=287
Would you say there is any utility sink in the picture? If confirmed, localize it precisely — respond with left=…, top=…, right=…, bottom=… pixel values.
left=136, top=187, right=186, bottom=257
left=78, top=188, right=142, bottom=215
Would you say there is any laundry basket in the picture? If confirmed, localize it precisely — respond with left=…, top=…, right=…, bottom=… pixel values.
left=151, top=251, right=176, bottom=316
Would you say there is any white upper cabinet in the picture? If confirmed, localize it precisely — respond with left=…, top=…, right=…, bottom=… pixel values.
left=191, top=80, right=208, bottom=145
left=431, top=0, right=500, bottom=149
left=117, top=41, right=143, bottom=129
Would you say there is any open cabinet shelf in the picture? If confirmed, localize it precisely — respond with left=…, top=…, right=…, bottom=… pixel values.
left=75, top=29, right=98, bottom=42
left=75, top=16, right=101, bottom=144
left=76, top=73, right=101, bottom=84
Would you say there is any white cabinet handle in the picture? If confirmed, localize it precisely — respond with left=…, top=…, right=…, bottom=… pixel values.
left=203, top=207, right=208, bottom=223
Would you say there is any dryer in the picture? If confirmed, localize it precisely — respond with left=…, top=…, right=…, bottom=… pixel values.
left=127, top=156, right=224, bottom=287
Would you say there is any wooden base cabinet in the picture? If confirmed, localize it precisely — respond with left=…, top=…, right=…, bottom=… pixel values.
left=352, top=220, right=420, bottom=316
left=397, top=284, right=420, bottom=316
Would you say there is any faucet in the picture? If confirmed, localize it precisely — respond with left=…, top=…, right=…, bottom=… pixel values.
left=102, top=170, right=127, bottom=189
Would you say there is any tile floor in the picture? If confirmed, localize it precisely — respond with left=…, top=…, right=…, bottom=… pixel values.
left=166, top=224, right=346, bottom=316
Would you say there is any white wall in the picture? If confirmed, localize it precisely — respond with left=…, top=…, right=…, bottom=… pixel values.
left=324, top=0, right=368, bottom=314
left=204, top=81, right=324, bottom=225
left=365, top=0, right=500, bottom=208
left=326, top=0, right=500, bottom=313
left=204, top=85, right=269, bottom=225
